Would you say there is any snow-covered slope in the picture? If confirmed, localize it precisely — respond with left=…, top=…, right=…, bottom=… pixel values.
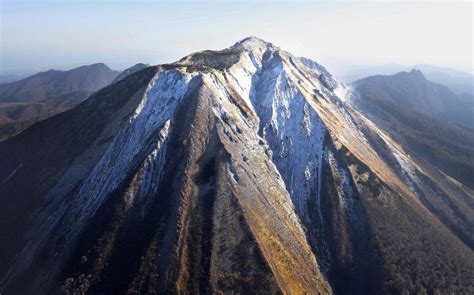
left=1, top=37, right=473, bottom=294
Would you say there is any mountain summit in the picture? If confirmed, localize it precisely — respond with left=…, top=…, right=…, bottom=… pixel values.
left=0, top=37, right=473, bottom=294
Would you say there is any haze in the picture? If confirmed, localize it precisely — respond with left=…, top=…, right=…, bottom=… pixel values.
left=1, top=0, right=472, bottom=73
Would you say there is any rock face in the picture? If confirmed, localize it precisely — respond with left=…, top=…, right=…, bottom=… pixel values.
left=0, top=37, right=473, bottom=294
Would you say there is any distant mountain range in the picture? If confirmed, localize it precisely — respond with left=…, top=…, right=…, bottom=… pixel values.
left=0, top=63, right=119, bottom=104
left=335, top=63, right=474, bottom=95
left=1, top=37, right=472, bottom=294
left=0, top=73, right=35, bottom=84
left=353, top=69, right=473, bottom=127
left=353, top=70, right=474, bottom=189
left=0, top=63, right=147, bottom=140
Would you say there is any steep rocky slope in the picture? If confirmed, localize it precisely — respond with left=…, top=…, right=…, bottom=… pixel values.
left=0, top=37, right=473, bottom=294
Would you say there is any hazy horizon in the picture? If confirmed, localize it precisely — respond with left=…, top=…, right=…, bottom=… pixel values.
left=1, top=1, right=473, bottom=74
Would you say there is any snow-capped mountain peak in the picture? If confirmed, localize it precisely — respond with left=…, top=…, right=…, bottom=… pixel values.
left=231, top=35, right=276, bottom=51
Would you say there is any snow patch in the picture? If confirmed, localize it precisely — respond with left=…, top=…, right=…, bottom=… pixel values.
left=334, top=84, right=350, bottom=102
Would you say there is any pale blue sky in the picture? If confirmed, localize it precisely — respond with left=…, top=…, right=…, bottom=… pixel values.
left=1, top=1, right=472, bottom=72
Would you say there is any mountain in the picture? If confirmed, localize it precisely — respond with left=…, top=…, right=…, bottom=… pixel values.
left=0, top=64, right=120, bottom=140
left=0, top=64, right=93, bottom=84
left=352, top=76, right=474, bottom=189
left=113, top=63, right=150, bottom=83
left=0, top=73, right=32, bottom=84
left=353, top=70, right=474, bottom=128
left=412, top=64, right=474, bottom=94
left=0, top=63, right=119, bottom=103
left=333, top=63, right=407, bottom=84
left=0, top=37, right=473, bottom=294
left=338, top=64, right=474, bottom=95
